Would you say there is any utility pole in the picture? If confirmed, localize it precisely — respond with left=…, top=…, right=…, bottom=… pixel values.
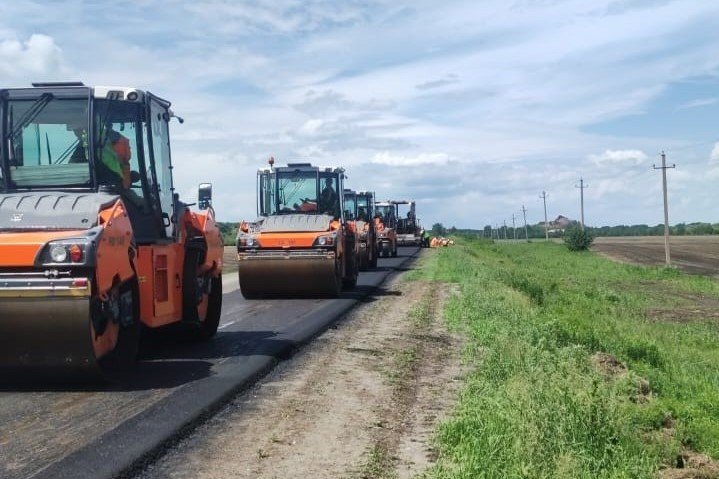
left=540, top=191, right=549, bottom=241
left=653, top=151, right=675, bottom=267
left=575, top=177, right=588, bottom=230
left=511, top=214, right=517, bottom=242
left=521, top=205, right=529, bottom=242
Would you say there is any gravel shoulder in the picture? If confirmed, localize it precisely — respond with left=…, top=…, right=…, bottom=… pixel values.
left=136, top=255, right=464, bottom=479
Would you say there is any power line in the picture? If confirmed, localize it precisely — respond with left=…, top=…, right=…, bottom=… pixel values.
left=539, top=191, right=549, bottom=241
left=653, top=151, right=676, bottom=267
left=575, top=177, right=589, bottom=230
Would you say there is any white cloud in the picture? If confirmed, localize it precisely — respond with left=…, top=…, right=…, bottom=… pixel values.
left=711, top=142, right=719, bottom=163
left=371, top=151, right=450, bottom=166
left=677, top=97, right=717, bottom=110
left=1, top=1, right=719, bottom=227
left=589, top=149, right=648, bottom=167
left=0, top=34, right=63, bottom=79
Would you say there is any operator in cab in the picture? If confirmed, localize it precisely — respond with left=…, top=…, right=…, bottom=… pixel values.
left=319, top=177, right=339, bottom=217
left=97, top=123, right=132, bottom=189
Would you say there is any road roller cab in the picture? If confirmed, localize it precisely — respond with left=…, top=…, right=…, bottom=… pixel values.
left=343, top=189, right=377, bottom=271
left=394, top=200, right=422, bottom=246
left=237, top=161, right=359, bottom=298
left=0, top=82, right=224, bottom=379
left=374, top=200, right=398, bottom=258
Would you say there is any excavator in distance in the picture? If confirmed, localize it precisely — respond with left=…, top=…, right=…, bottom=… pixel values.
left=236, top=161, right=359, bottom=298
left=343, top=189, right=377, bottom=270
left=0, top=82, right=224, bottom=380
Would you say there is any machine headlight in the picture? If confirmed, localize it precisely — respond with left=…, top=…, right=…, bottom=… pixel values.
left=314, top=234, right=336, bottom=247
left=50, top=245, right=68, bottom=263
left=238, top=236, right=260, bottom=248
left=41, top=239, right=91, bottom=265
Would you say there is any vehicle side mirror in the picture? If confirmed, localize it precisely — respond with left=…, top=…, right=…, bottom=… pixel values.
left=198, top=183, right=212, bottom=210
left=130, top=170, right=141, bottom=185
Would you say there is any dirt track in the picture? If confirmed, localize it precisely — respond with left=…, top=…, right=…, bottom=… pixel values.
left=593, top=236, right=719, bottom=277
left=137, top=265, right=464, bottom=479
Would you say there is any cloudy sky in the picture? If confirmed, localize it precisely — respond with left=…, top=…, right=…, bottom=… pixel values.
left=2, top=0, right=718, bottom=228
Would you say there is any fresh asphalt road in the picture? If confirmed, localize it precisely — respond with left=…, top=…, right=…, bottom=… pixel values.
left=0, top=247, right=419, bottom=479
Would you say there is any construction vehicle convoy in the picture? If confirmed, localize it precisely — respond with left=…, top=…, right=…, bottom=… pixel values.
left=374, top=200, right=398, bottom=258
left=237, top=161, right=359, bottom=298
left=0, top=82, right=224, bottom=379
left=0, top=84, right=423, bottom=380
left=343, top=189, right=378, bottom=270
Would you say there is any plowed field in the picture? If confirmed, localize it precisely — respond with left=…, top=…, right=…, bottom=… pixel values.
left=593, top=236, right=719, bottom=276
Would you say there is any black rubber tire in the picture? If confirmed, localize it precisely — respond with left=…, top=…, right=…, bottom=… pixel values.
left=98, top=279, right=140, bottom=381
left=196, top=275, right=222, bottom=340
left=182, top=248, right=204, bottom=322
left=329, top=257, right=342, bottom=297
left=358, top=250, right=369, bottom=271
left=367, top=241, right=379, bottom=269
left=342, top=253, right=359, bottom=289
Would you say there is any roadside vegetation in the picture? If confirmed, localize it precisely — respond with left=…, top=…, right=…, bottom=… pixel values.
left=408, top=238, right=719, bottom=478
left=563, top=226, right=594, bottom=251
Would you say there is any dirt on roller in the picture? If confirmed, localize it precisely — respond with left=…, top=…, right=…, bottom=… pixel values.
left=135, top=260, right=465, bottom=479
left=593, top=236, right=719, bottom=277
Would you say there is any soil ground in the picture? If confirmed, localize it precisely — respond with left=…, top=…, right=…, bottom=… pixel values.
left=222, top=245, right=238, bottom=273
left=136, top=257, right=464, bottom=479
left=593, top=236, right=719, bottom=277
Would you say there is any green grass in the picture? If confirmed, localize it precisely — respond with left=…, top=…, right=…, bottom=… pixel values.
left=411, top=239, right=719, bottom=478
left=360, top=444, right=398, bottom=479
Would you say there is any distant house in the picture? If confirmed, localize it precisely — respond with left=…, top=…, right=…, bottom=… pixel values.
left=539, top=215, right=576, bottom=234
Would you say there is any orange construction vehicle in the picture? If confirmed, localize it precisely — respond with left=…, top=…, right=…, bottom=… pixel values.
left=0, top=82, right=223, bottom=379
left=343, top=189, right=377, bottom=270
left=237, top=161, right=359, bottom=298
left=374, top=200, right=398, bottom=257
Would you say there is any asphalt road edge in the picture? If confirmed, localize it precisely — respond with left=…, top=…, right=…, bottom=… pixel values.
left=32, top=248, right=421, bottom=479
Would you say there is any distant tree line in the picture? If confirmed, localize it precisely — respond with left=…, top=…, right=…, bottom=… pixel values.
left=446, top=222, right=719, bottom=239
left=217, top=222, right=238, bottom=245
left=219, top=220, right=719, bottom=246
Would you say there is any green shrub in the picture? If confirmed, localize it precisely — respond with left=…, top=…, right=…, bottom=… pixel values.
left=564, top=227, right=594, bottom=251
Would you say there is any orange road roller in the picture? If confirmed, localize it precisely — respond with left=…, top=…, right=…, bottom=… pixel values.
left=343, top=189, right=378, bottom=271
left=374, top=200, right=398, bottom=258
left=236, top=160, right=359, bottom=298
left=0, top=82, right=223, bottom=380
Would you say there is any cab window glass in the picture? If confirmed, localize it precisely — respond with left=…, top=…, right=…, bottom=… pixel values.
left=259, top=172, right=276, bottom=216
left=150, top=101, right=172, bottom=221
left=319, top=174, right=340, bottom=218
left=94, top=100, right=146, bottom=205
left=7, top=98, right=90, bottom=187
left=344, top=194, right=356, bottom=220
left=149, top=100, right=174, bottom=236
left=276, top=170, right=318, bottom=213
